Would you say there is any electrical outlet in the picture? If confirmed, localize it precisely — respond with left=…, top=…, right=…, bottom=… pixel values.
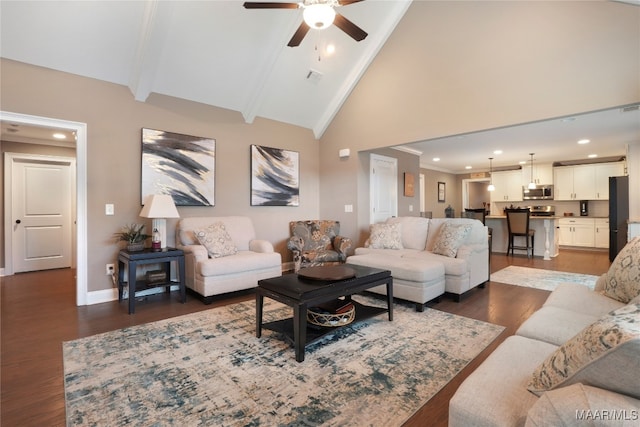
left=106, top=263, right=115, bottom=275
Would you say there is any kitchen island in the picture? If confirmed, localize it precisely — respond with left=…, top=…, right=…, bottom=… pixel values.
left=486, top=216, right=560, bottom=260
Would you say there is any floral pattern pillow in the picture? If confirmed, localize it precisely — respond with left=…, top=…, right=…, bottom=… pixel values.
left=432, top=223, right=472, bottom=258
left=194, top=222, right=238, bottom=258
left=528, top=303, right=640, bottom=398
left=603, top=236, right=640, bottom=303
left=367, top=223, right=403, bottom=250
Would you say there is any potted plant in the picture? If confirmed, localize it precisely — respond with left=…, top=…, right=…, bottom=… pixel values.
left=114, top=223, right=150, bottom=251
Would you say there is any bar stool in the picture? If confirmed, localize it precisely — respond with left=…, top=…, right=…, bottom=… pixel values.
left=505, top=208, right=535, bottom=258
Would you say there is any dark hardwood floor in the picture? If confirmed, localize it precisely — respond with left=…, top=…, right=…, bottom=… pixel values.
left=1, top=249, right=611, bottom=427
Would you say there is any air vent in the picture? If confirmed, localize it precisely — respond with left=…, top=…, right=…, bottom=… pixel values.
left=621, top=105, right=639, bottom=113
left=306, top=69, right=323, bottom=85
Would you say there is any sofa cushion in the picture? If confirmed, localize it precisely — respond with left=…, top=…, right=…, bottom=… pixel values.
left=198, top=251, right=282, bottom=276
left=431, top=222, right=471, bottom=258
left=386, top=216, right=429, bottom=250
left=528, top=303, right=640, bottom=399
left=178, top=216, right=256, bottom=251
left=516, top=306, right=600, bottom=346
left=543, top=282, right=625, bottom=317
left=602, top=236, right=640, bottom=303
left=347, top=253, right=444, bottom=283
left=194, top=222, right=238, bottom=258
left=449, top=335, right=558, bottom=427
left=368, top=222, right=403, bottom=249
left=402, top=251, right=469, bottom=277
left=525, top=383, right=640, bottom=427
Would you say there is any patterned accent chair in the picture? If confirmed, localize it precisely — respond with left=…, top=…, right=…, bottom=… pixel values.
left=287, top=220, right=352, bottom=272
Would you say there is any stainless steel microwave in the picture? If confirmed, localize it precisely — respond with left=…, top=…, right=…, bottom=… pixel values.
left=523, top=185, right=554, bottom=200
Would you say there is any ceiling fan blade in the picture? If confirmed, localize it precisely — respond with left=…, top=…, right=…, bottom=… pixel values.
left=288, top=22, right=310, bottom=47
left=333, top=13, right=368, bottom=42
left=338, top=0, right=365, bottom=5
left=243, top=2, right=299, bottom=9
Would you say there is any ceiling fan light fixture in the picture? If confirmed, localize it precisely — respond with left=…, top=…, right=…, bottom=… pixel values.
left=303, top=4, right=336, bottom=29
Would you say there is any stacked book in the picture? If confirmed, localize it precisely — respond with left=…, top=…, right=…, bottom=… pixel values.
left=313, top=299, right=354, bottom=315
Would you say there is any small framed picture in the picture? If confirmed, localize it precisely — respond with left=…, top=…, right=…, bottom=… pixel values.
left=438, top=182, right=446, bottom=203
left=404, top=173, right=415, bottom=197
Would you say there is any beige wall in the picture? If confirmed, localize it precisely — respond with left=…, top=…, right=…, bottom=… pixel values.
left=1, top=59, right=320, bottom=291
left=320, top=1, right=640, bottom=245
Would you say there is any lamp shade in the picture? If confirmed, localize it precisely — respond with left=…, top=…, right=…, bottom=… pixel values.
left=139, top=194, right=180, bottom=219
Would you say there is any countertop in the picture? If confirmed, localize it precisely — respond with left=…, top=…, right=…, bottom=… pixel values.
left=486, top=215, right=608, bottom=219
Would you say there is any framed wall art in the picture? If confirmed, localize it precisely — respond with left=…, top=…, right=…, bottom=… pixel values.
left=251, top=145, right=299, bottom=206
left=404, top=172, right=415, bottom=197
left=141, top=128, right=215, bottom=206
left=438, top=181, right=446, bottom=203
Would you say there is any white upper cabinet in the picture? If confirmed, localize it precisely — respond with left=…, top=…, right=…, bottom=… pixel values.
left=490, top=170, right=522, bottom=203
left=594, top=162, right=625, bottom=200
left=521, top=163, right=553, bottom=186
left=553, top=162, right=624, bottom=201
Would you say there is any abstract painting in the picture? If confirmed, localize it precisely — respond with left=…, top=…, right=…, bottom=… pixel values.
left=251, top=145, right=299, bottom=206
left=142, top=128, right=215, bottom=206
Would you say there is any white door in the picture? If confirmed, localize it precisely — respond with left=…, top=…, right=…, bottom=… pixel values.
left=8, top=154, right=74, bottom=272
left=370, top=154, right=397, bottom=224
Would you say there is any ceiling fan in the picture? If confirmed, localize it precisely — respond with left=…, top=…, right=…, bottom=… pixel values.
left=243, top=0, right=368, bottom=47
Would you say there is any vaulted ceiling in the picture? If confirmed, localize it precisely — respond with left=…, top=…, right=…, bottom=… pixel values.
left=0, top=0, right=411, bottom=139
left=1, top=1, right=639, bottom=173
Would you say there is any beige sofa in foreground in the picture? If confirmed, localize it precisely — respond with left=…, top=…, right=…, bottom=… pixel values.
left=449, top=237, right=640, bottom=427
left=176, top=216, right=281, bottom=303
left=347, top=216, right=489, bottom=311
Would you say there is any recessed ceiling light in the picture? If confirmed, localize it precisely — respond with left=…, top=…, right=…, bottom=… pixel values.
left=432, top=157, right=440, bottom=162
left=52, top=133, right=66, bottom=139
left=561, top=117, right=576, bottom=122
left=465, top=166, right=472, bottom=170
left=493, top=150, right=502, bottom=155
left=578, top=139, right=590, bottom=145
left=588, top=154, right=598, bottom=158
left=518, top=161, right=526, bottom=165
left=325, top=44, right=335, bottom=55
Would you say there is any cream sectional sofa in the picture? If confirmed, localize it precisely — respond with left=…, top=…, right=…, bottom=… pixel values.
left=175, top=216, right=281, bottom=303
left=449, top=236, right=640, bottom=427
left=347, top=216, right=489, bottom=311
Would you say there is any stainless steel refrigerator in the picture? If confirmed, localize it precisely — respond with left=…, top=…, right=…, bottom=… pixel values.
left=609, top=176, right=629, bottom=262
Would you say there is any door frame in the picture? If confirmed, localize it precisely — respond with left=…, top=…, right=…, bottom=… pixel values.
left=1, top=111, right=88, bottom=306
left=4, top=153, right=76, bottom=274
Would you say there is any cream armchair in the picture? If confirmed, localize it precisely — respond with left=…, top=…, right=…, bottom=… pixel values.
left=176, top=216, right=281, bottom=303
left=287, top=220, right=352, bottom=272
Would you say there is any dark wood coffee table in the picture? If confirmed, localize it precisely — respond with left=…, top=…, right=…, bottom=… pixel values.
left=256, top=264, right=393, bottom=362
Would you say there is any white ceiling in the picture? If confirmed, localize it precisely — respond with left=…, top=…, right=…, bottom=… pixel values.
left=1, top=1, right=639, bottom=173
left=0, top=0, right=411, bottom=139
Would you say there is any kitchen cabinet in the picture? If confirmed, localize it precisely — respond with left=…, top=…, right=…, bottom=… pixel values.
left=554, top=162, right=625, bottom=201
left=595, top=218, right=610, bottom=248
left=558, top=218, right=595, bottom=247
left=521, top=163, right=553, bottom=186
left=490, top=170, right=522, bottom=202
left=594, top=162, right=625, bottom=200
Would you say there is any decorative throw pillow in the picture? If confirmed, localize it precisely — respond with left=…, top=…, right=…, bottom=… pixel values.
left=194, top=222, right=238, bottom=258
left=431, top=223, right=472, bottom=258
left=528, top=303, right=640, bottom=399
left=602, top=236, right=640, bottom=303
left=367, top=223, right=403, bottom=249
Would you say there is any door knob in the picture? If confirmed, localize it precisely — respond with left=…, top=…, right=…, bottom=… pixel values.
left=15, top=219, right=21, bottom=224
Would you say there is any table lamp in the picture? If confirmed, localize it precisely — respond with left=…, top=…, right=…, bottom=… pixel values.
left=139, top=194, right=180, bottom=249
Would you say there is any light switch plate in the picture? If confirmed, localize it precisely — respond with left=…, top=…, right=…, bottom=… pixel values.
left=105, top=204, right=114, bottom=215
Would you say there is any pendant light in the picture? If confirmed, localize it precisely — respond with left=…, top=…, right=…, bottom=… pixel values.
left=527, top=153, right=537, bottom=190
left=487, top=157, right=495, bottom=192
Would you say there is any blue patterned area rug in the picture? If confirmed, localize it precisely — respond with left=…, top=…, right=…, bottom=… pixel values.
left=491, top=266, right=599, bottom=291
left=63, top=295, right=504, bottom=426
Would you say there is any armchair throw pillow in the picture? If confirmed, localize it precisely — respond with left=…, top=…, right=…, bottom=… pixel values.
left=528, top=303, right=640, bottom=399
left=602, top=236, right=640, bottom=303
left=368, top=223, right=403, bottom=250
left=194, top=222, right=238, bottom=258
left=432, top=223, right=472, bottom=258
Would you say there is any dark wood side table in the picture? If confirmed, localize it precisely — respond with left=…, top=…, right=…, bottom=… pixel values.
left=117, top=247, right=186, bottom=314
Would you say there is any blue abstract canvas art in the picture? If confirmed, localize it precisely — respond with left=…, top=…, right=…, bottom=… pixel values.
left=142, top=128, right=215, bottom=206
left=251, top=145, right=299, bottom=206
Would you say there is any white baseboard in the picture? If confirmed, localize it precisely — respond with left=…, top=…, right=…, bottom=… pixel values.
left=0, top=268, right=5, bottom=277
left=86, top=285, right=180, bottom=305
